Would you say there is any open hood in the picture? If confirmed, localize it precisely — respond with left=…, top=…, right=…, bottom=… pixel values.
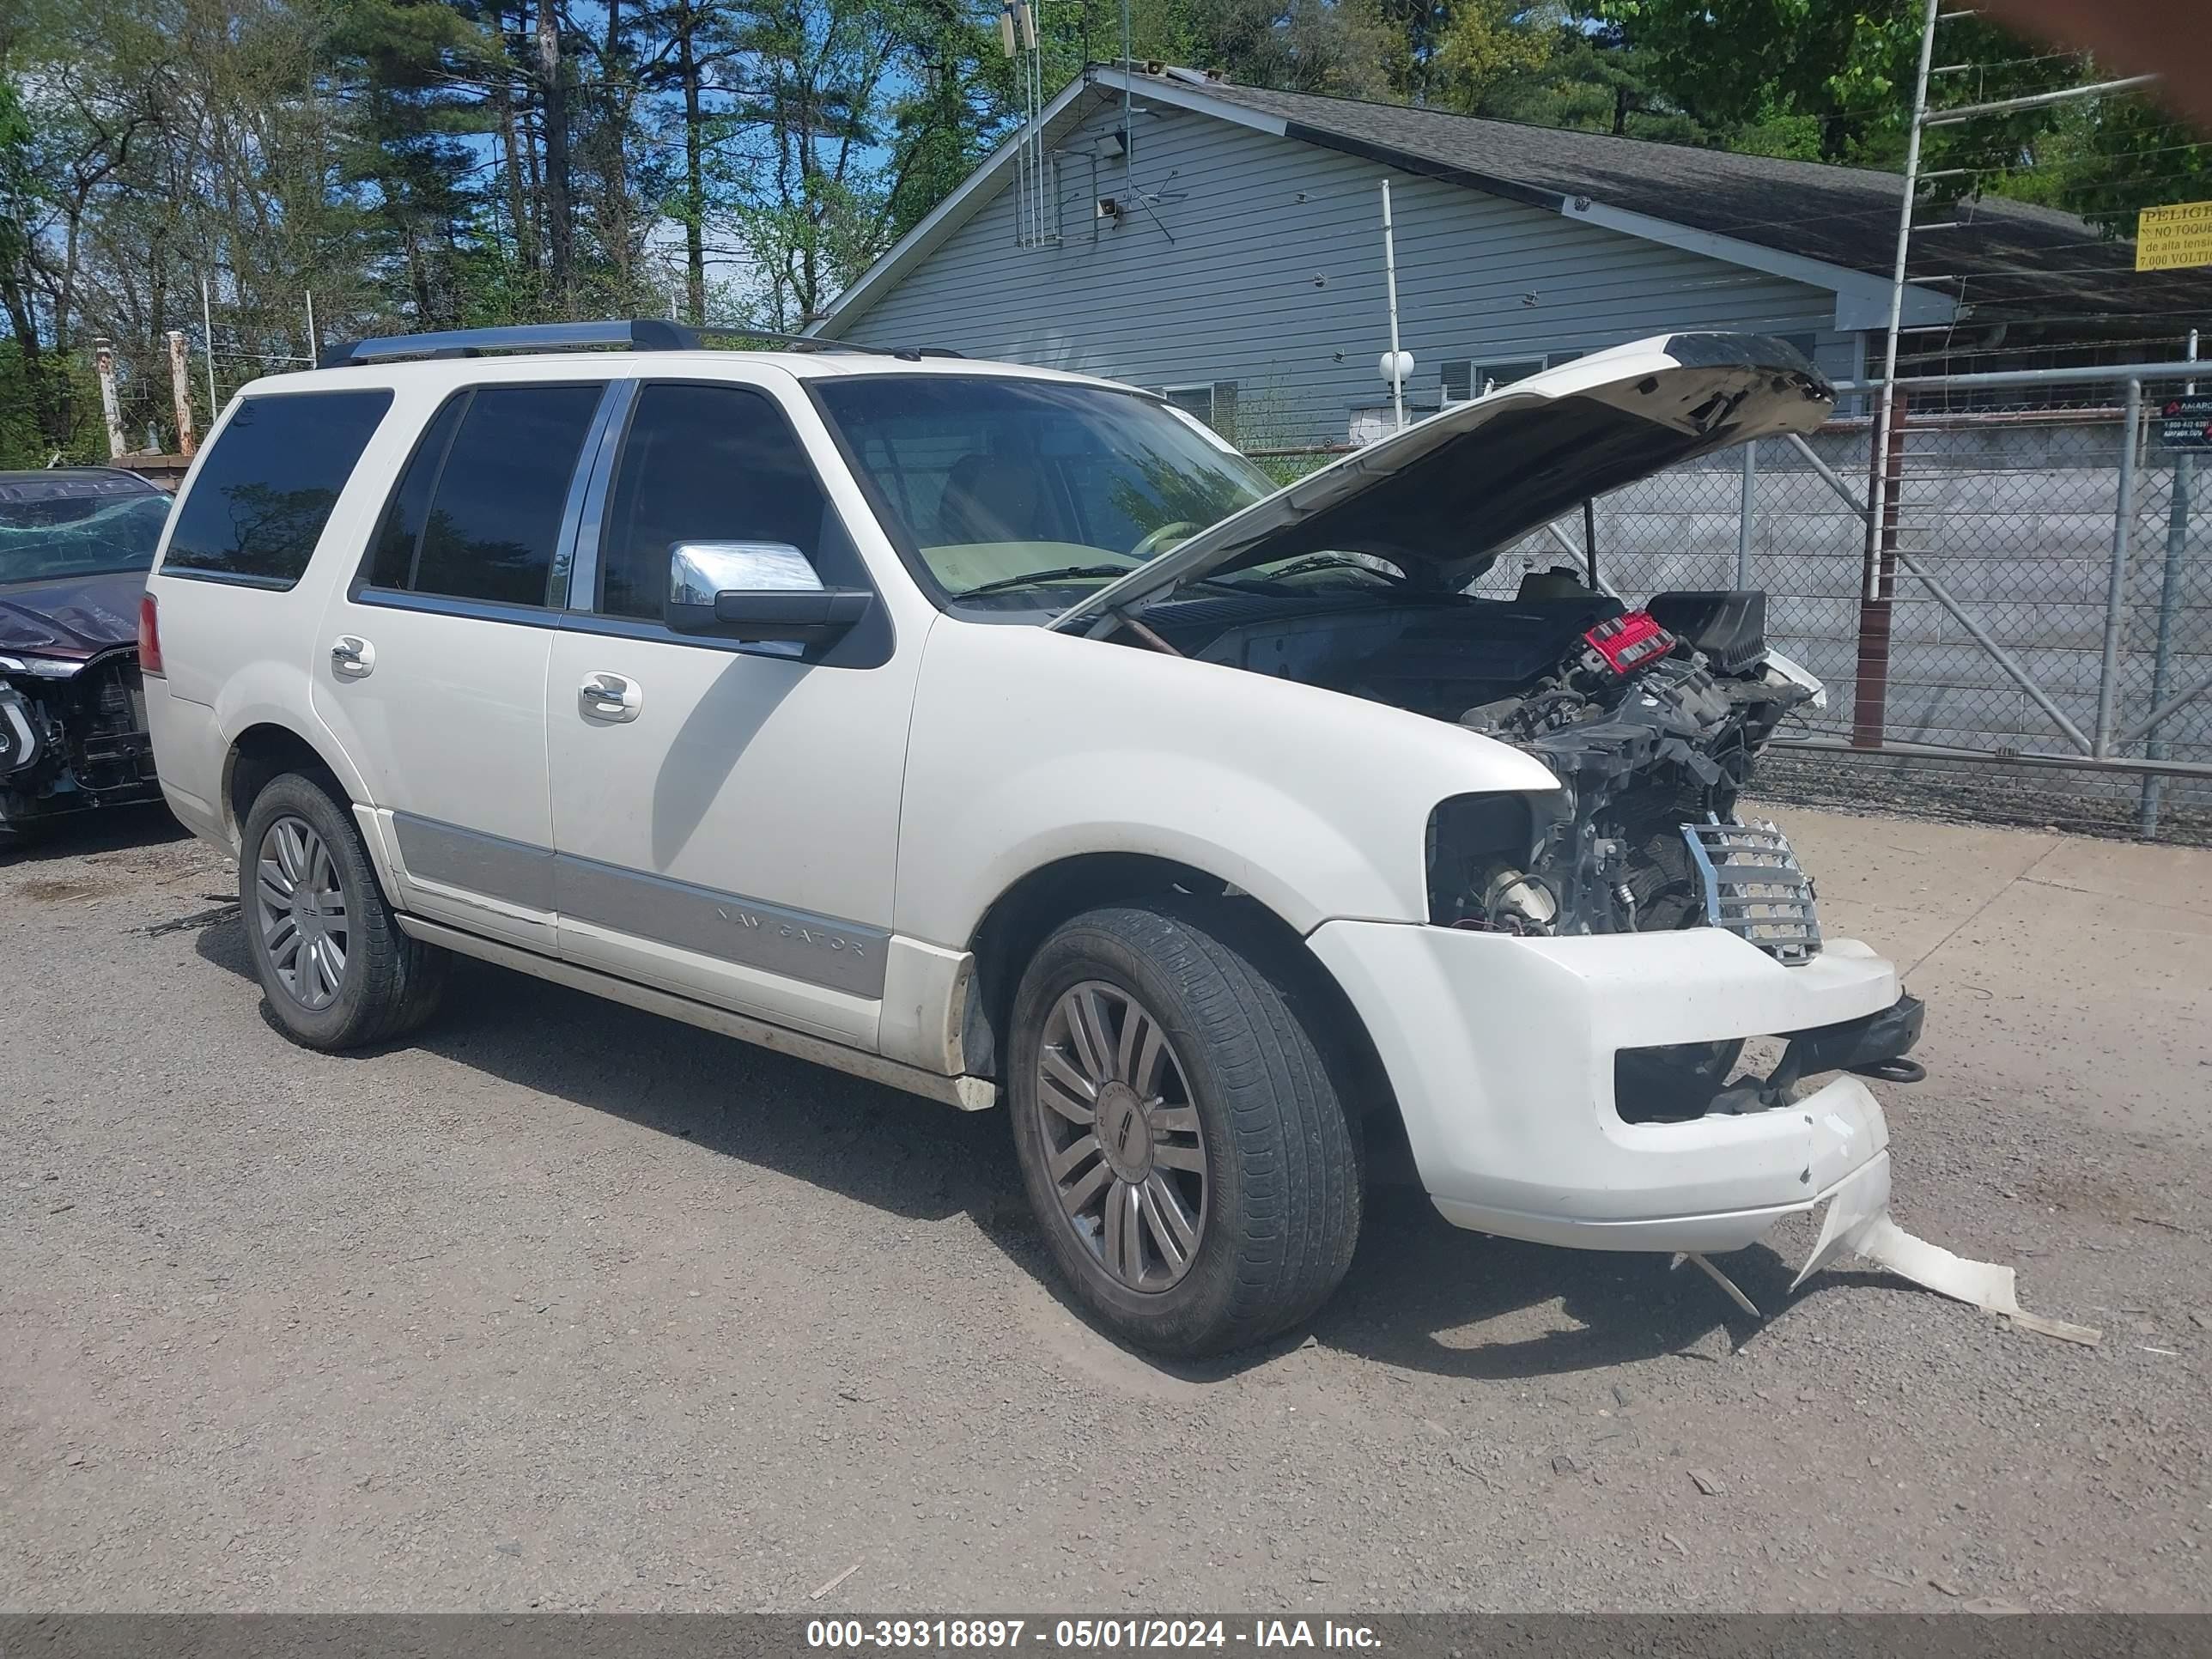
left=1049, top=331, right=1834, bottom=633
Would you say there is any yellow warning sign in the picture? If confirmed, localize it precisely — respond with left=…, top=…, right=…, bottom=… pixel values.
left=2137, top=199, right=2212, bottom=271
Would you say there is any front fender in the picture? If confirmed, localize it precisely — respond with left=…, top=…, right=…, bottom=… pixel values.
left=895, top=618, right=1559, bottom=945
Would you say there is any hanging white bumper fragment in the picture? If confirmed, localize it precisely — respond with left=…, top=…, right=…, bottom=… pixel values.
left=1792, top=1159, right=2102, bottom=1346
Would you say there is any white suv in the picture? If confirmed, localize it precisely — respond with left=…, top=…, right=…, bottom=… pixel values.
left=143, top=320, right=1923, bottom=1356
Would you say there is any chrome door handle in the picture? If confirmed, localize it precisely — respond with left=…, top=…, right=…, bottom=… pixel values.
left=330, top=635, right=374, bottom=678
left=579, top=672, right=642, bottom=722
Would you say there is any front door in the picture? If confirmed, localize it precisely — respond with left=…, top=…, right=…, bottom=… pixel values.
left=314, top=379, right=612, bottom=953
left=544, top=376, right=922, bottom=1050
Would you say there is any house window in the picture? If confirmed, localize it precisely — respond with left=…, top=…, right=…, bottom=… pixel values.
left=1161, top=381, right=1238, bottom=439
left=1441, top=357, right=1547, bottom=404
left=1477, top=359, right=1545, bottom=394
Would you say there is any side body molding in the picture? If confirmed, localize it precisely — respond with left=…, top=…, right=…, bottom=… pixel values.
left=389, top=810, right=890, bottom=1000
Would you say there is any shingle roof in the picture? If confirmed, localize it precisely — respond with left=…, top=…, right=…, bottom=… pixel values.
left=1175, top=76, right=2208, bottom=330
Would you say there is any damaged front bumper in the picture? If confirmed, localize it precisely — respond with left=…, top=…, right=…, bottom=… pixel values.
left=1307, top=921, right=1911, bottom=1254
left=0, top=654, right=161, bottom=830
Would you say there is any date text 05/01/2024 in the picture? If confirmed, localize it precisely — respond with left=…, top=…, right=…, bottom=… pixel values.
left=805, top=1620, right=1382, bottom=1650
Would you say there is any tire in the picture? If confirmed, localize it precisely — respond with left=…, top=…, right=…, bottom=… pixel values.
left=1007, top=901, right=1364, bottom=1358
left=238, top=772, right=449, bottom=1050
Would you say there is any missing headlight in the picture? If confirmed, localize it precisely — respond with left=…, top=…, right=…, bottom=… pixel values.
left=1426, top=792, right=1563, bottom=933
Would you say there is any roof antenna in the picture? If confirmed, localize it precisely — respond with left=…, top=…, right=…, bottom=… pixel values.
left=1006, top=0, right=1049, bottom=246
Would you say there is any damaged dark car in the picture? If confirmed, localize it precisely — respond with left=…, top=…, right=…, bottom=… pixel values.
left=0, top=468, right=171, bottom=840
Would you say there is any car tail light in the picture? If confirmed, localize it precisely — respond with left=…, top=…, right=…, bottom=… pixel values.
left=137, top=592, right=164, bottom=676
left=1580, top=610, right=1674, bottom=675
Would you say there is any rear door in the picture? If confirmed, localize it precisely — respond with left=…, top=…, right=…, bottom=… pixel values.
left=544, top=374, right=921, bottom=1048
left=313, top=379, right=614, bottom=954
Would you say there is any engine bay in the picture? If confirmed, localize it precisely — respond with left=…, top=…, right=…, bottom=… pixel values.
left=1141, top=570, right=1818, bottom=948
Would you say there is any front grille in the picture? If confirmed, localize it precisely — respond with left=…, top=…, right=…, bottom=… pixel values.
left=1681, top=819, right=1821, bottom=965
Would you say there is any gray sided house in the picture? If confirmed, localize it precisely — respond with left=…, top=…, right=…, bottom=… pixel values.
left=814, top=70, right=2212, bottom=830
left=811, top=64, right=2197, bottom=446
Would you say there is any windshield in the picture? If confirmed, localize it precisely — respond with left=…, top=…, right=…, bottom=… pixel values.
left=0, top=479, right=169, bottom=585
left=813, top=375, right=1281, bottom=604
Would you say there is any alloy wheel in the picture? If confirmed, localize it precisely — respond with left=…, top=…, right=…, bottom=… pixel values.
left=1031, top=980, right=1207, bottom=1292
left=253, top=815, right=349, bottom=1012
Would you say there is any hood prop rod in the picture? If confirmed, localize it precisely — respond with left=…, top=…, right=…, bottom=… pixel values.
left=1115, top=611, right=1183, bottom=656
left=1582, top=497, right=1599, bottom=590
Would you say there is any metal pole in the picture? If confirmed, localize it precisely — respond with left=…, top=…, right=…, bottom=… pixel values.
left=1785, top=431, right=1870, bottom=517
left=1866, top=0, right=1939, bottom=615
left=167, top=330, right=197, bottom=458
left=1776, top=732, right=2212, bottom=782
left=305, top=289, right=317, bottom=364
left=1920, top=73, right=2160, bottom=125
left=1854, top=386, right=1908, bottom=747
left=1895, top=544, right=2095, bottom=754
left=1121, top=0, right=1132, bottom=155
left=1380, top=179, right=1405, bottom=433
left=200, top=275, right=219, bottom=416
left=2123, top=661, right=2212, bottom=747
left=94, top=338, right=126, bottom=459
left=1736, top=441, right=1758, bottom=588
left=2094, top=375, right=2143, bottom=756
left=2141, top=331, right=2198, bottom=836
left=1833, top=356, right=2210, bottom=395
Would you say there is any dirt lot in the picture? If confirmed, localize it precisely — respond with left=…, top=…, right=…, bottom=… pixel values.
left=3, top=803, right=2209, bottom=1613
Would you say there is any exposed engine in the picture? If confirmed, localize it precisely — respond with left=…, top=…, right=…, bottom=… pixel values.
left=1440, top=585, right=1814, bottom=939
left=1161, top=574, right=1815, bottom=944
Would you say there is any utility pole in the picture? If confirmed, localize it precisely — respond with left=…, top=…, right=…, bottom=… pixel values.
left=1866, top=0, right=1939, bottom=599
left=200, top=274, right=218, bottom=417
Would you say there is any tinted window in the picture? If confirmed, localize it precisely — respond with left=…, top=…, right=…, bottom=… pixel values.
left=365, top=395, right=467, bottom=591
left=368, top=384, right=600, bottom=607
left=164, top=391, right=392, bottom=587
left=597, top=383, right=830, bottom=620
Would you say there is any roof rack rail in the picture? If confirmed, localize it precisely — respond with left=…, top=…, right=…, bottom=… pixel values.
left=317, top=318, right=961, bottom=370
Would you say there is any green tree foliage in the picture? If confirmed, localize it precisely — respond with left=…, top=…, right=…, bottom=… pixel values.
left=1178, top=0, right=1402, bottom=97
left=1433, top=14, right=1705, bottom=143
left=1592, top=0, right=2183, bottom=230
left=1429, top=0, right=1553, bottom=113
left=0, top=0, right=2187, bottom=459
left=2002, top=96, right=2212, bottom=235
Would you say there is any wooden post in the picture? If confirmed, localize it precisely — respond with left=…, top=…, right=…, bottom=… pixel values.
left=167, top=330, right=198, bottom=458
left=1852, top=386, right=1908, bottom=749
left=94, top=339, right=127, bottom=459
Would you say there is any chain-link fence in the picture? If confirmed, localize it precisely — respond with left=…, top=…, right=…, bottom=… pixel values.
left=1257, top=361, right=2212, bottom=845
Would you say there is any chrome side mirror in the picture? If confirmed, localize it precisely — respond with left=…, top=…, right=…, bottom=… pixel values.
left=668, top=540, right=823, bottom=603
left=664, top=538, right=873, bottom=649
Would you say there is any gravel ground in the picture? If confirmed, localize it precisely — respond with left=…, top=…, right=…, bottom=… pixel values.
left=2, top=807, right=2208, bottom=1613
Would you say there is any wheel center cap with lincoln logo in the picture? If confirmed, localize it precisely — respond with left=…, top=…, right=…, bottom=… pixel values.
left=1095, top=1081, right=1153, bottom=1182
